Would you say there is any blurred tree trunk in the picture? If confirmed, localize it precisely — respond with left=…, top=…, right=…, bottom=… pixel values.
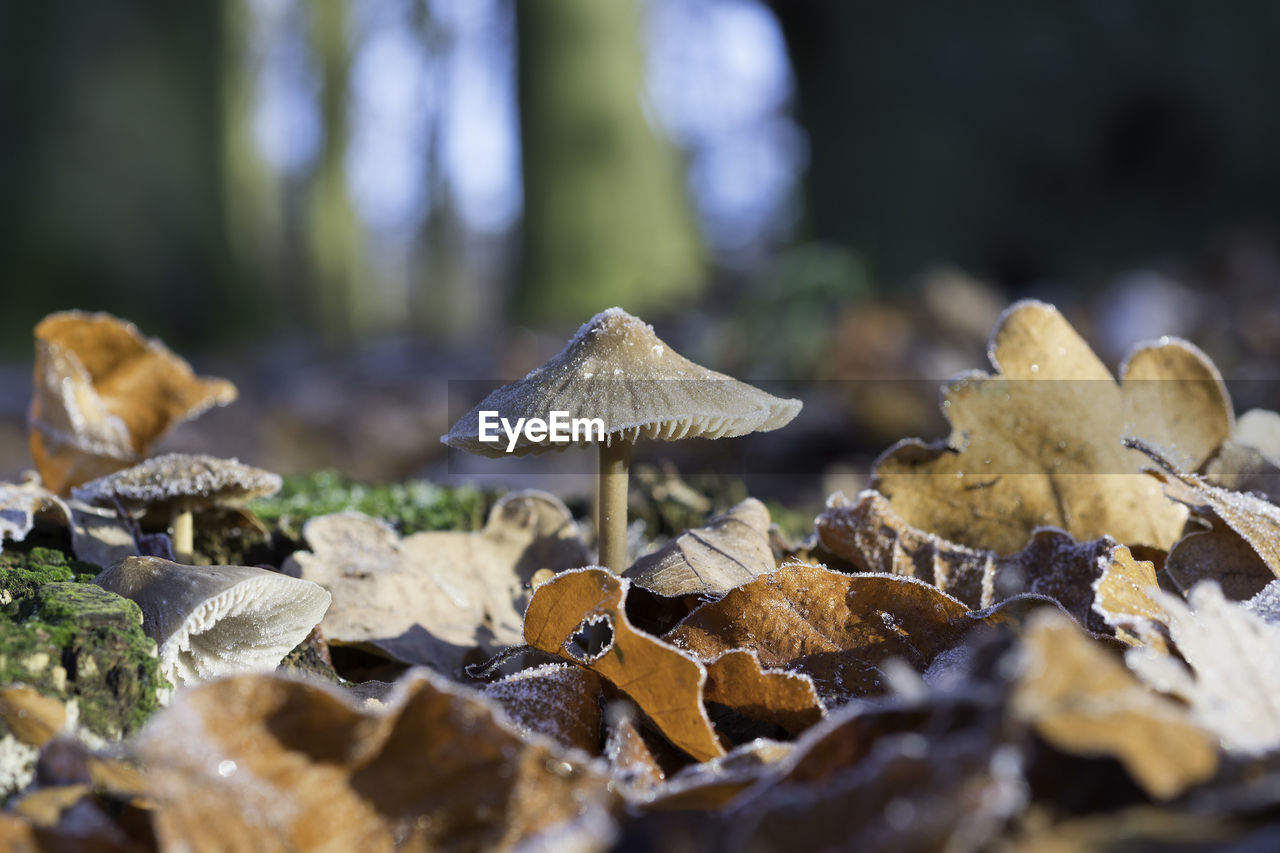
left=305, top=0, right=367, bottom=343
left=514, top=0, right=703, bottom=324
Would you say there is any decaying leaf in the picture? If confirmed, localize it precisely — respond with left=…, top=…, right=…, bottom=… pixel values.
left=1204, top=408, right=1280, bottom=503
left=0, top=478, right=69, bottom=553
left=872, top=300, right=1232, bottom=554
left=818, top=490, right=1143, bottom=633
left=136, top=671, right=617, bottom=852
left=665, top=563, right=1013, bottom=704
left=642, top=738, right=792, bottom=812
left=1090, top=545, right=1165, bottom=648
left=702, top=649, right=823, bottom=735
left=1134, top=439, right=1280, bottom=600
left=1012, top=609, right=1217, bottom=799
left=624, top=498, right=775, bottom=597
left=524, top=568, right=725, bottom=762
left=1127, top=582, right=1280, bottom=754
left=284, top=490, right=589, bottom=673
left=28, top=311, right=237, bottom=494
left=0, top=477, right=141, bottom=568
left=484, top=663, right=605, bottom=755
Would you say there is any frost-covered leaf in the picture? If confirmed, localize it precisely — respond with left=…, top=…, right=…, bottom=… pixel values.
left=1205, top=408, right=1280, bottom=503
left=1091, top=544, right=1165, bottom=648
left=28, top=311, right=237, bottom=494
left=872, top=300, right=1231, bottom=554
left=1012, top=609, right=1217, bottom=799
left=284, top=490, right=589, bottom=674
left=1135, top=439, right=1280, bottom=600
left=624, top=498, right=775, bottom=597
left=524, top=568, right=725, bottom=762
left=484, top=663, right=604, bottom=754
left=818, top=490, right=1148, bottom=635
left=136, top=671, right=617, bottom=852
left=665, top=563, right=1013, bottom=704
left=1127, top=582, right=1280, bottom=754
left=702, top=649, right=824, bottom=736
left=0, top=478, right=69, bottom=553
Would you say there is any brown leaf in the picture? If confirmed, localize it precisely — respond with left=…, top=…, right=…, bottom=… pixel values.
left=872, top=300, right=1231, bottom=554
left=665, top=563, right=1011, bottom=703
left=1090, top=544, right=1165, bottom=649
left=624, top=498, right=775, bottom=597
left=29, top=311, right=237, bottom=494
left=1134, top=439, right=1280, bottom=599
left=136, top=671, right=617, bottom=852
left=483, top=663, right=604, bottom=755
left=1011, top=609, right=1217, bottom=800
left=702, top=649, right=823, bottom=735
left=604, top=713, right=667, bottom=799
left=819, top=490, right=1165, bottom=640
left=642, top=739, right=792, bottom=812
left=0, top=687, right=68, bottom=748
left=285, top=490, right=589, bottom=673
left=524, top=568, right=725, bottom=762
left=1204, top=408, right=1280, bottom=504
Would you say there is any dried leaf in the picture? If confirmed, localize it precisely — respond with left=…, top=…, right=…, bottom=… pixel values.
left=1012, top=609, right=1217, bottom=799
left=1090, top=545, right=1165, bottom=648
left=29, top=311, right=237, bottom=494
left=0, top=478, right=69, bottom=552
left=285, top=490, right=589, bottom=673
left=818, top=491, right=1141, bottom=633
left=624, top=498, right=775, bottom=597
left=643, top=739, right=792, bottom=812
left=665, top=563, right=1012, bottom=704
left=702, top=649, right=823, bottom=735
left=1204, top=408, right=1280, bottom=503
left=1135, top=439, right=1280, bottom=599
left=872, top=300, right=1231, bottom=554
left=524, top=568, right=725, bottom=762
left=605, top=713, right=667, bottom=799
left=484, top=663, right=604, bottom=755
left=137, top=671, right=617, bottom=852
left=1127, top=582, right=1280, bottom=754
left=0, top=686, right=69, bottom=748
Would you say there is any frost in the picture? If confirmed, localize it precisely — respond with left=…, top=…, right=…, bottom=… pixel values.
left=1127, top=582, right=1280, bottom=754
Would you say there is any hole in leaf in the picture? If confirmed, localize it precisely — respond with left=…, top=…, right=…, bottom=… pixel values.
left=564, top=615, right=614, bottom=664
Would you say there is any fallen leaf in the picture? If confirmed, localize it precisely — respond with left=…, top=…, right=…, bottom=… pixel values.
left=1134, top=439, right=1280, bottom=599
left=28, top=311, right=237, bottom=494
left=136, top=671, right=617, bottom=852
left=665, top=563, right=1013, bottom=704
left=872, top=300, right=1231, bottom=554
left=284, top=490, right=589, bottom=673
left=1126, top=581, right=1280, bottom=754
left=643, top=738, right=792, bottom=812
left=604, top=713, right=667, bottom=799
left=702, top=649, right=823, bottom=735
left=1204, top=408, right=1280, bottom=503
left=484, top=663, right=604, bottom=755
left=524, top=568, right=725, bottom=762
left=0, top=686, right=69, bottom=748
left=1090, top=544, right=1165, bottom=648
left=0, top=478, right=69, bottom=553
left=624, top=498, right=775, bottom=597
left=1011, top=609, right=1217, bottom=799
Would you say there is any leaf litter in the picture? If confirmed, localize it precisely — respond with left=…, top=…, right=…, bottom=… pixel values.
left=8, top=304, right=1280, bottom=850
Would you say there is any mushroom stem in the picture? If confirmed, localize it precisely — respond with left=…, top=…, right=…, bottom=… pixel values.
left=597, top=440, right=632, bottom=573
left=171, top=503, right=194, bottom=562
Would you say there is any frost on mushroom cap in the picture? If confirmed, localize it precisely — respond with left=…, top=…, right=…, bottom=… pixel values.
left=94, top=557, right=331, bottom=687
left=72, top=453, right=282, bottom=509
left=443, top=308, right=802, bottom=457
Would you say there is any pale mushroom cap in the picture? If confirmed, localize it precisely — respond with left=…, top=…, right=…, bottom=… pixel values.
left=72, top=453, right=282, bottom=510
left=443, top=308, right=802, bottom=457
left=94, top=556, right=331, bottom=687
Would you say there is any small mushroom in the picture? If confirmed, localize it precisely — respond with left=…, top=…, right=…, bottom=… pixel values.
left=72, top=453, right=282, bottom=562
left=94, top=556, right=331, bottom=687
left=443, top=308, right=801, bottom=572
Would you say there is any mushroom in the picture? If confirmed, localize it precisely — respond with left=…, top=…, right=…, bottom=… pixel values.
left=72, top=453, right=282, bottom=562
left=443, top=308, right=801, bottom=572
left=94, top=556, right=331, bottom=687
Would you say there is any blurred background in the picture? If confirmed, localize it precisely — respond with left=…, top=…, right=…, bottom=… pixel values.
left=2, top=0, right=1279, bottom=500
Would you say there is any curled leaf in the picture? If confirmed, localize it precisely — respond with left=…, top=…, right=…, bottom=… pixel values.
left=524, top=568, right=725, bottom=762
left=665, top=563, right=1012, bottom=704
left=136, top=671, right=617, bottom=851
left=625, top=498, right=775, bottom=597
left=484, top=663, right=605, bottom=755
left=1090, top=544, right=1165, bottom=648
left=1012, top=609, right=1217, bottom=799
left=1134, top=439, right=1280, bottom=600
left=285, top=491, right=589, bottom=673
left=872, top=300, right=1231, bottom=554
left=29, top=311, right=237, bottom=494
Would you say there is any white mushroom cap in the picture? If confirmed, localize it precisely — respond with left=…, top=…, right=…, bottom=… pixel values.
left=94, top=557, right=331, bottom=687
left=443, top=308, right=802, bottom=457
left=72, top=453, right=282, bottom=510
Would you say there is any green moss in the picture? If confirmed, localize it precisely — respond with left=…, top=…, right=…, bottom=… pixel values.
left=0, top=547, right=100, bottom=605
left=251, top=470, right=493, bottom=537
left=0, top=583, right=168, bottom=738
